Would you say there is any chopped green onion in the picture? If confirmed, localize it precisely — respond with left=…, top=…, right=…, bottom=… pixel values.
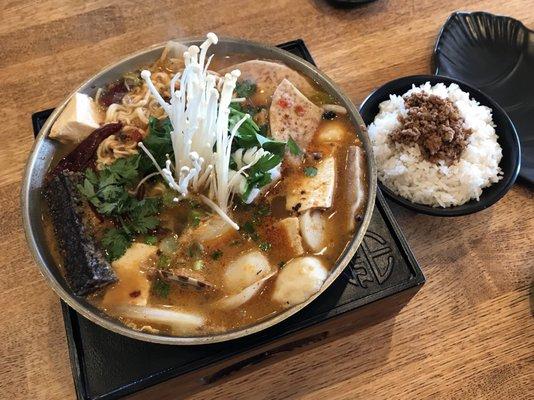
left=242, top=221, right=255, bottom=234
left=255, top=204, right=271, bottom=217
left=157, top=254, right=171, bottom=269
left=145, top=235, right=158, bottom=245
left=304, top=166, right=318, bottom=177
left=189, top=210, right=203, bottom=227
left=259, top=241, right=272, bottom=252
left=152, top=279, right=170, bottom=298
left=188, top=242, right=204, bottom=258
left=193, top=259, right=205, bottom=270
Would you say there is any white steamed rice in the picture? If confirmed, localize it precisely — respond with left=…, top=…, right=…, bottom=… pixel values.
left=368, top=82, right=503, bottom=207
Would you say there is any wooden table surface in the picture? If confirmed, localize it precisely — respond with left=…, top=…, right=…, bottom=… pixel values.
left=1, top=0, right=533, bottom=399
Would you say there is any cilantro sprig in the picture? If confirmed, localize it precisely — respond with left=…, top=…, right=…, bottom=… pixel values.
left=304, top=166, right=318, bottom=177
left=101, top=228, right=130, bottom=261
left=242, top=152, right=282, bottom=200
left=77, top=155, right=161, bottom=261
left=229, top=105, right=286, bottom=158
left=138, top=117, right=174, bottom=174
left=228, top=104, right=287, bottom=201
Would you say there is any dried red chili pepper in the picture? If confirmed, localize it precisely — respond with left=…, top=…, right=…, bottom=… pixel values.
left=49, top=122, right=123, bottom=179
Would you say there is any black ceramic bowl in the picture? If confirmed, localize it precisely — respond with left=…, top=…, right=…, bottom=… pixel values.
left=359, top=75, right=521, bottom=216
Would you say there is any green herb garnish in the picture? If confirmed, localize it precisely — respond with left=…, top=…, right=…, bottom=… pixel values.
left=152, top=279, right=170, bottom=298
left=241, top=220, right=259, bottom=241
left=77, top=156, right=162, bottom=261
left=157, top=254, right=171, bottom=269
left=287, top=136, right=302, bottom=156
left=138, top=117, right=174, bottom=174
left=255, top=134, right=286, bottom=157
left=193, top=259, right=205, bottom=271
left=255, top=204, right=271, bottom=217
left=77, top=156, right=141, bottom=217
left=101, top=228, right=130, bottom=261
left=241, top=219, right=262, bottom=242
left=145, top=235, right=158, bottom=245
left=242, top=153, right=282, bottom=200
left=235, top=80, right=257, bottom=98
left=259, top=241, right=272, bottom=252
left=211, top=250, right=223, bottom=260
left=189, top=209, right=204, bottom=227
left=304, top=166, right=318, bottom=177
left=162, top=190, right=177, bottom=207
left=242, top=221, right=256, bottom=234
left=188, top=242, right=204, bottom=258
left=126, top=198, right=161, bottom=234
left=229, top=105, right=286, bottom=158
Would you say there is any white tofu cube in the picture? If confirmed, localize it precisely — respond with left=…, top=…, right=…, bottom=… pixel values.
left=273, top=217, right=304, bottom=257
left=102, top=243, right=158, bottom=307
left=49, top=92, right=102, bottom=143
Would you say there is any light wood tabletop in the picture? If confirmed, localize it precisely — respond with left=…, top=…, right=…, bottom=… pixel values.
left=0, top=0, right=533, bottom=399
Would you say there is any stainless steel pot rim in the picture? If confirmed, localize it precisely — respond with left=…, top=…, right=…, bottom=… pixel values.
left=21, top=36, right=377, bottom=345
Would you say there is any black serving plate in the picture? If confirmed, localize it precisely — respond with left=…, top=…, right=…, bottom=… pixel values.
left=359, top=74, right=521, bottom=216
left=434, top=11, right=534, bottom=186
left=32, top=40, right=424, bottom=400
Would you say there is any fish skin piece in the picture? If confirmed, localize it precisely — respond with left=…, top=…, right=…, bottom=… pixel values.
left=44, top=171, right=117, bottom=296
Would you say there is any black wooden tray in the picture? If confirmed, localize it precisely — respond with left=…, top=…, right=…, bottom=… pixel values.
left=32, top=39, right=424, bottom=400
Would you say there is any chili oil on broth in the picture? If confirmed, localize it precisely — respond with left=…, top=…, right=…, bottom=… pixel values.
left=42, top=49, right=367, bottom=337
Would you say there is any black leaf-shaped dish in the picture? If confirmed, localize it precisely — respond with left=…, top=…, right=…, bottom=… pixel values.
left=434, top=11, right=534, bottom=185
